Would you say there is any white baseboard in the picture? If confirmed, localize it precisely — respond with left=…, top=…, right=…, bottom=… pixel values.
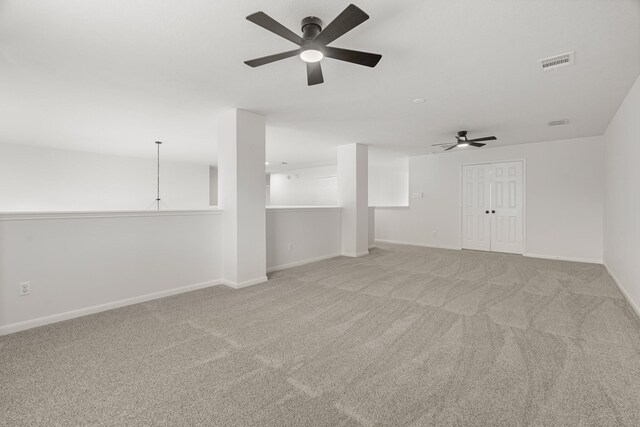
left=220, top=276, right=269, bottom=289
left=342, top=250, right=370, bottom=257
left=267, top=253, right=341, bottom=273
left=0, top=279, right=223, bottom=336
left=604, top=262, right=640, bottom=320
left=375, top=239, right=461, bottom=251
left=523, top=253, right=602, bottom=264
left=375, top=240, right=603, bottom=265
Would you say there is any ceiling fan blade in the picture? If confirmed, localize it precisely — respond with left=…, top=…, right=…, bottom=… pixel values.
left=314, top=4, right=369, bottom=46
left=444, top=145, right=457, bottom=151
left=469, top=142, right=486, bottom=148
left=432, top=142, right=455, bottom=146
left=324, top=46, right=382, bottom=67
left=244, top=49, right=300, bottom=67
left=246, top=12, right=304, bottom=46
left=467, top=136, right=497, bottom=142
left=307, top=62, right=324, bottom=86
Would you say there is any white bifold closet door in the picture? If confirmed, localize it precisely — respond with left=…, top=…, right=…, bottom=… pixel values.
left=462, top=161, right=523, bottom=254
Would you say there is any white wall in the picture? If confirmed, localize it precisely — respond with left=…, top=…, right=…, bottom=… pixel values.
left=267, top=151, right=409, bottom=208
left=217, top=109, right=267, bottom=287
left=0, top=210, right=222, bottom=334
left=604, top=76, right=640, bottom=313
left=368, top=207, right=375, bottom=248
left=0, top=143, right=210, bottom=212
left=376, top=136, right=604, bottom=263
left=338, top=143, right=369, bottom=257
left=266, top=207, right=342, bottom=271
left=369, top=148, right=409, bottom=207
left=209, top=166, right=218, bottom=206
left=268, top=165, right=338, bottom=206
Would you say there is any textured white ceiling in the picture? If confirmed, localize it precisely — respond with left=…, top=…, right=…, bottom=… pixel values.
left=1, top=0, right=639, bottom=168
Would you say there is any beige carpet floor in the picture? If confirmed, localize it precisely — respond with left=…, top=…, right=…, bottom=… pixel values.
left=2, top=243, right=640, bottom=426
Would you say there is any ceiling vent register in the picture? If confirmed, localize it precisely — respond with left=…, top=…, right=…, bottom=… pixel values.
left=540, top=52, right=575, bottom=71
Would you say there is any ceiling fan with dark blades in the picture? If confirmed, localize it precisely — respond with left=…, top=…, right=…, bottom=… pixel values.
left=244, top=4, right=382, bottom=86
left=432, top=131, right=497, bottom=151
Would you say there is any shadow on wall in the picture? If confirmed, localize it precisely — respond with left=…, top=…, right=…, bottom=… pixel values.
left=209, top=166, right=218, bottom=206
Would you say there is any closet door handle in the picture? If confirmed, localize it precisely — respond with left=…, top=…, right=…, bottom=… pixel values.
left=491, top=210, right=495, bottom=214
left=485, top=210, right=489, bottom=214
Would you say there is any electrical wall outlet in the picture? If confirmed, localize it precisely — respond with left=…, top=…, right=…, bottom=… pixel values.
left=18, top=282, right=31, bottom=296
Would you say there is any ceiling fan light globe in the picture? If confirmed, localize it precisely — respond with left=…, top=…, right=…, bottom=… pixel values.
left=458, top=143, right=469, bottom=147
left=300, top=49, right=323, bottom=63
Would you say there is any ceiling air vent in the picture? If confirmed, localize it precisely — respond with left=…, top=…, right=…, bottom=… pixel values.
left=540, top=52, right=574, bottom=72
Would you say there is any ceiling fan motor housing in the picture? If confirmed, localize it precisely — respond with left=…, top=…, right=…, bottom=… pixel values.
left=244, top=5, right=382, bottom=86
left=301, top=17, right=323, bottom=40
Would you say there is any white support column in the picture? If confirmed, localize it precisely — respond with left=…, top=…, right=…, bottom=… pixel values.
left=217, top=109, right=267, bottom=288
left=337, top=143, right=369, bottom=257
